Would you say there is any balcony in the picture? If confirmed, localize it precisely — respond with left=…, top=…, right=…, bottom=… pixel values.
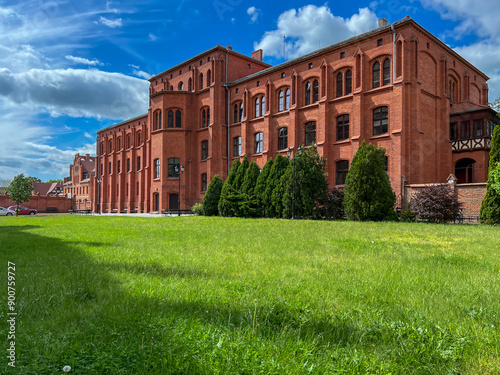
left=452, top=137, right=491, bottom=152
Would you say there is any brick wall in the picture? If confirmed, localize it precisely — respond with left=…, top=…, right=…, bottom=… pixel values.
left=0, top=193, right=72, bottom=213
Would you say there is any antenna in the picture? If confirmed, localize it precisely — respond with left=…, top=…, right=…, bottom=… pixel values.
left=283, top=34, right=286, bottom=61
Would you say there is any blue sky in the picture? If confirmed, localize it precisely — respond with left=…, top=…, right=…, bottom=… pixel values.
left=0, top=0, right=499, bottom=181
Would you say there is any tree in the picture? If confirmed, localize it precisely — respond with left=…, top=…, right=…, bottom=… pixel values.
left=46, top=179, right=63, bottom=183
left=265, top=154, right=289, bottom=218
left=202, top=174, right=223, bottom=216
left=411, top=184, right=462, bottom=223
left=480, top=124, right=500, bottom=224
left=321, top=188, right=345, bottom=220
left=254, top=158, right=273, bottom=216
left=281, top=145, right=329, bottom=219
left=344, top=141, right=396, bottom=221
left=238, top=161, right=261, bottom=217
left=8, top=174, right=33, bottom=214
left=28, top=176, right=42, bottom=184
left=232, top=155, right=249, bottom=191
left=218, top=159, right=241, bottom=217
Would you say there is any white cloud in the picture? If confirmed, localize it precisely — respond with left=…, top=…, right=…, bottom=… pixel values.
left=0, top=68, right=149, bottom=120
left=84, top=132, right=94, bottom=139
left=132, top=70, right=152, bottom=80
left=149, top=33, right=158, bottom=41
left=247, top=6, right=261, bottom=23
left=97, top=16, right=122, bottom=28
left=254, top=5, right=378, bottom=59
left=65, top=55, right=103, bottom=66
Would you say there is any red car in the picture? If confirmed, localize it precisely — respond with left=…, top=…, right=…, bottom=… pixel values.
left=8, top=206, right=37, bottom=215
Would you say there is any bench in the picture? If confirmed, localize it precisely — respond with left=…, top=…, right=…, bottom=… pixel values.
left=121, top=209, right=128, bottom=213
left=111, top=209, right=118, bottom=214
left=167, top=209, right=194, bottom=216
left=46, top=207, right=58, bottom=213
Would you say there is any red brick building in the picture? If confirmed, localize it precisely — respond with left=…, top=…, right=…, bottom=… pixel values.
left=95, top=16, right=497, bottom=214
left=64, top=153, right=96, bottom=211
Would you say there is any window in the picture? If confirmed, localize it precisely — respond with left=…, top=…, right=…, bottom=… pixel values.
left=340, top=52, right=345, bottom=59
left=202, top=140, right=208, bottom=160
left=137, top=156, right=141, bottom=171
left=377, top=39, right=383, bottom=47
left=202, top=109, right=207, bottom=127
left=285, top=89, right=290, bottom=110
left=108, top=140, right=113, bottom=153
left=278, top=127, right=288, bottom=150
left=336, top=160, right=349, bottom=185
left=305, top=82, right=311, bottom=105
left=109, top=162, right=112, bottom=175
left=383, top=58, right=391, bottom=86
left=188, top=78, right=192, bottom=91
left=117, top=137, right=121, bottom=150
left=154, top=159, right=160, bottom=179
left=127, top=158, right=130, bottom=172
left=474, top=120, right=483, bottom=138
left=373, top=106, right=388, bottom=135
left=373, top=61, right=380, bottom=88
left=233, top=104, right=238, bottom=123
left=461, top=121, right=470, bottom=139
left=312, top=80, right=319, bottom=103
left=175, top=110, right=182, bottom=128
left=281, top=72, right=285, bottom=78
left=168, top=158, right=180, bottom=177
left=178, top=82, right=184, bottom=90
left=278, top=90, right=284, bottom=112
left=127, top=134, right=131, bottom=148
left=384, top=156, right=389, bottom=173
left=308, top=63, right=313, bottom=69
left=345, top=70, right=352, bottom=95
left=233, top=136, right=241, bottom=157
left=168, top=110, right=174, bottom=128
left=261, top=96, right=266, bottom=116
left=450, top=123, right=458, bottom=141
left=154, top=110, right=162, bottom=130
left=336, top=73, right=343, bottom=98
left=201, top=173, right=207, bottom=191
left=200, top=73, right=204, bottom=90
left=100, top=142, right=104, bottom=155
left=255, top=132, right=263, bottom=154
left=117, top=160, right=121, bottom=174
left=207, top=70, right=212, bottom=86
left=336, top=115, right=349, bottom=141
left=255, top=97, right=260, bottom=118
left=137, top=132, right=141, bottom=146
left=239, top=102, right=243, bottom=122
left=305, top=121, right=316, bottom=146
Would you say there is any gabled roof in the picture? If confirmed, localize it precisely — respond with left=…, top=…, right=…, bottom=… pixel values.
left=81, top=160, right=95, bottom=174
left=33, top=182, right=63, bottom=196
left=450, top=101, right=492, bottom=115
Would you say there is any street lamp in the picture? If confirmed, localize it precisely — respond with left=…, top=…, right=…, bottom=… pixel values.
left=97, top=178, right=102, bottom=214
left=287, top=145, right=303, bottom=220
left=174, top=164, right=184, bottom=215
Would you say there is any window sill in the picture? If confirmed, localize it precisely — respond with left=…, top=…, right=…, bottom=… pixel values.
left=335, top=139, right=351, bottom=145
left=370, top=133, right=390, bottom=140
left=300, top=102, right=320, bottom=110
left=330, top=94, right=354, bottom=103
left=364, top=85, right=393, bottom=95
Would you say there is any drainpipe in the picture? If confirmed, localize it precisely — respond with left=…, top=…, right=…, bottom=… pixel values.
left=225, top=48, right=230, bottom=174
left=391, top=23, right=396, bottom=79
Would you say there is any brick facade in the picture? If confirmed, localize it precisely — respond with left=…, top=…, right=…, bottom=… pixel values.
left=64, top=153, right=96, bottom=211
left=95, top=17, right=497, bottom=214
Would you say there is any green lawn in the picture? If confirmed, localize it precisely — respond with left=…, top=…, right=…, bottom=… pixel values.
left=1, top=215, right=499, bottom=374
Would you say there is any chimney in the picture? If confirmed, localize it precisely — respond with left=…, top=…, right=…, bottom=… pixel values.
left=226, top=46, right=233, bottom=51
left=378, top=18, right=389, bottom=28
left=251, top=49, right=263, bottom=61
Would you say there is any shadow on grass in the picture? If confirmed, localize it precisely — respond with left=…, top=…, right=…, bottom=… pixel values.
left=0, top=223, right=467, bottom=374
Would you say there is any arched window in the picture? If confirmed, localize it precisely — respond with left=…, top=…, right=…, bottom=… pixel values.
left=254, top=132, right=263, bottom=153
left=175, top=110, right=182, bottom=128
left=312, top=80, right=319, bottom=103
left=336, top=73, right=343, bottom=98
left=239, top=102, right=243, bottom=121
left=305, top=82, right=311, bottom=105
left=336, top=115, right=349, bottom=141
left=305, top=121, right=316, bottom=146
left=206, top=107, right=210, bottom=126
left=233, top=104, right=238, bottom=123
left=117, top=137, right=121, bottom=150
left=207, top=70, right=212, bottom=86
left=278, top=90, right=284, bottom=112
left=373, top=61, right=380, bottom=88
left=285, top=88, right=290, bottom=110
left=373, top=106, right=388, bottom=135
left=108, top=140, right=112, bottom=153
left=345, top=70, right=352, bottom=95
left=188, top=78, right=192, bottom=91
left=201, top=140, right=208, bottom=160
left=336, top=160, right=349, bottom=185
left=167, top=110, right=174, bottom=128
left=202, top=109, right=206, bottom=128
left=278, top=127, right=288, bottom=150
left=137, top=132, right=141, bottom=145
left=200, top=73, right=204, bottom=90
left=178, top=82, right=184, bottom=90
left=155, top=110, right=162, bottom=130
left=255, top=97, right=260, bottom=118
left=261, top=96, right=266, bottom=116
left=126, top=134, right=131, bottom=148
left=383, top=58, right=391, bottom=86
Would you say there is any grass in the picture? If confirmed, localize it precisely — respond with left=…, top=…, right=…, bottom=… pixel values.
left=1, top=215, right=499, bottom=374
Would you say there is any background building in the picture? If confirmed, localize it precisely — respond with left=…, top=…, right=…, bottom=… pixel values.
left=64, top=153, right=96, bottom=211
left=95, top=16, right=497, bottom=214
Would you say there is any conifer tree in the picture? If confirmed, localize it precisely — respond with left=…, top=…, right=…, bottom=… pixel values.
left=232, top=155, right=249, bottom=191
left=238, top=161, right=261, bottom=217
left=344, top=141, right=396, bottom=221
left=218, top=159, right=241, bottom=217
left=254, top=158, right=273, bottom=216
left=265, top=154, right=289, bottom=217
left=480, top=124, right=500, bottom=224
left=202, top=174, right=223, bottom=216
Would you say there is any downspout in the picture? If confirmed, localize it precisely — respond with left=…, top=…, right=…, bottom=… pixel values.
left=225, top=48, right=230, bottom=174
left=391, top=23, right=396, bottom=79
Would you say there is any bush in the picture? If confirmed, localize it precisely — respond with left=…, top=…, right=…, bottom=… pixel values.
left=344, top=141, right=396, bottom=221
left=411, top=184, right=462, bottom=223
left=480, top=124, right=500, bottom=224
left=191, top=203, right=204, bottom=216
left=321, top=188, right=344, bottom=220
left=202, top=174, right=223, bottom=216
